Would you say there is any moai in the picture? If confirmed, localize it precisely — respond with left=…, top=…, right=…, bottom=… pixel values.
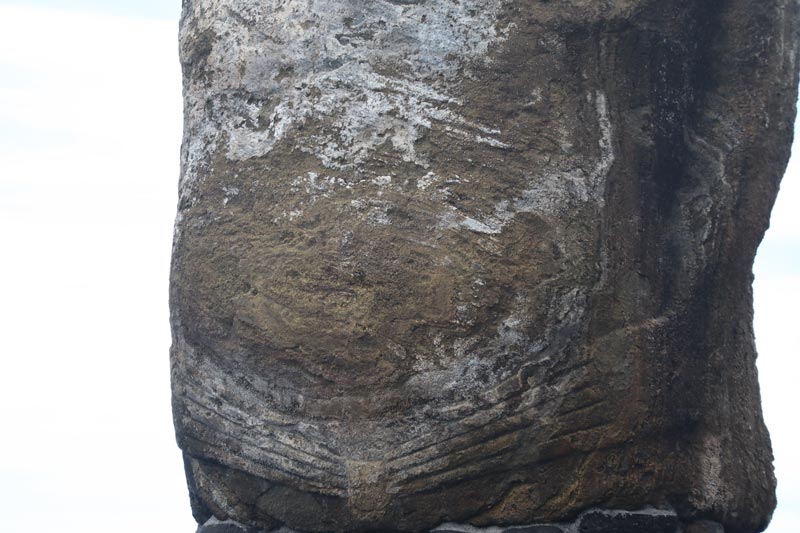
left=170, top=1, right=799, bottom=531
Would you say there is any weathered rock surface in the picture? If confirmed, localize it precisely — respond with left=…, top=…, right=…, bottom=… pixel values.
left=196, top=509, right=708, bottom=533
left=170, top=0, right=799, bottom=532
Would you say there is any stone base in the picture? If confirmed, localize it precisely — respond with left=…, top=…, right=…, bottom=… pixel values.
left=197, top=509, right=725, bottom=533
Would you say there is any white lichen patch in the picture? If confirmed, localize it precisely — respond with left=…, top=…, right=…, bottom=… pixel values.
left=441, top=90, right=615, bottom=234
left=180, top=0, right=514, bottom=185
left=221, top=185, right=240, bottom=206
left=366, top=205, right=392, bottom=226
left=698, top=433, right=726, bottom=509
left=407, top=284, right=586, bottom=404
left=371, top=175, right=392, bottom=187
left=416, top=172, right=439, bottom=190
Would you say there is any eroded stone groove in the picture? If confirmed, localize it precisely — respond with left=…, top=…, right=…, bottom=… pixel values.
left=171, top=0, right=800, bottom=531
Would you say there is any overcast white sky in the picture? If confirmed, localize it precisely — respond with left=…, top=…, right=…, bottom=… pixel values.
left=0, top=2, right=796, bottom=533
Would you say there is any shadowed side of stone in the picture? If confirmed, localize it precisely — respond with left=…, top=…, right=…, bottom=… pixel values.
left=577, top=511, right=680, bottom=532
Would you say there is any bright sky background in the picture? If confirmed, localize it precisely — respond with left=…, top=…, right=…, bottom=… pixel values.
left=0, top=2, right=796, bottom=533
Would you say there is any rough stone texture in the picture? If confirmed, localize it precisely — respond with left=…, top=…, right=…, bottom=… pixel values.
left=685, top=520, right=726, bottom=533
left=170, top=0, right=800, bottom=532
left=577, top=510, right=680, bottom=533
left=195, top=509, right=715, bottom=533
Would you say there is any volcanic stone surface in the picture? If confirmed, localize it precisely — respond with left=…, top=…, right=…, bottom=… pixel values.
left=196, top=509, right=706, bottom=533
left=170, top=0, right=800, bottom=532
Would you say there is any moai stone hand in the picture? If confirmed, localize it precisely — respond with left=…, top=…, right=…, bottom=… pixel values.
left=170, top=1, right=799, bottom=531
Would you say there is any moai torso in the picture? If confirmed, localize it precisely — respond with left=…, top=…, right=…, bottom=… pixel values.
left=170, top=1, right=799, bottom=531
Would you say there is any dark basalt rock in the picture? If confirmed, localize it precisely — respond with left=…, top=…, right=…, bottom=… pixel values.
left=196, top=509, right=721, bottom=533
left=685, top=521, right=726, bottom=533
left=503, top=526, right=565, bottom=533
left=504, top=526, right=565, bottom=533
left=171, top=0, right=800, bottom=531
left=577, top=511, right=680, bottom=533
